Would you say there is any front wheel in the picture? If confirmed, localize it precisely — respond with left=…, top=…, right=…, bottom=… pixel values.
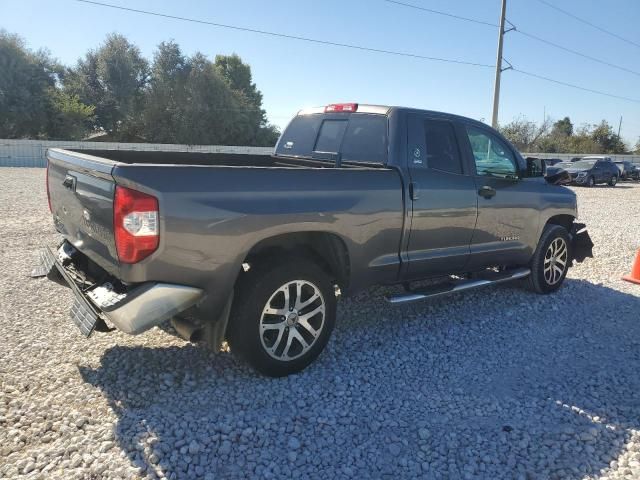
left=608, top=175, right=618, bottom=186
left=228, top=257, right=337, bottom=377
left=525, top=224, right=572, bottom=294
left=586, top=176, right=595, bottom=187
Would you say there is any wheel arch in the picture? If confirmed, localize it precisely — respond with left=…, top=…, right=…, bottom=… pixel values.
left=241, top=231, right=351, bottom=292
left=544, top=214, right=575, bottom=233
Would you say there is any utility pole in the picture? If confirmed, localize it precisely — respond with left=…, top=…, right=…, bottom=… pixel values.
left=491, top=0, right=508, bottom=129
left=618, top=116, right=623, bottom=137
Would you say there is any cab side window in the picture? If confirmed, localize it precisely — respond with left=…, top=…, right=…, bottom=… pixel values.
left=466, top=125, right=518, bottom=179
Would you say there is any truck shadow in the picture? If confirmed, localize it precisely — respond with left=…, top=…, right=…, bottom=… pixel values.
left=79, top=279, right=640, bottom=479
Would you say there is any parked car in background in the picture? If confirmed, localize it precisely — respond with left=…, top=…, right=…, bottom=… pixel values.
left=560, top=156, right=619, bottom=187
left=614, top=160, right=639, bottom=180
left=571, top=157, right=582, bottom=162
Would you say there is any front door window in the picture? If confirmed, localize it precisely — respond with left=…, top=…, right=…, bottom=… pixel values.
left=466, top=126, right=518, bottom=179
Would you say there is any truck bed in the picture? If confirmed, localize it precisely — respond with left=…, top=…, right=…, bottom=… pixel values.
left=46, top=147, right=405, bottom=324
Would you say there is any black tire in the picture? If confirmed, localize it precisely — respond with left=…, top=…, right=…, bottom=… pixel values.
left=227, top=257, right=337, bottom=377
left=608, top=175, right=618, bottom=187
left=586, top=176, right=595, bottom=187
left=525, top=224, right=572, bottom=294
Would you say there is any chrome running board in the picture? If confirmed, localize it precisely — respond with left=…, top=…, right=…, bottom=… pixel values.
left=385, top=268, right=531, bottom=305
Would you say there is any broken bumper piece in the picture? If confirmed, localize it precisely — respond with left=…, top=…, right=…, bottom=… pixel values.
left=31, top=245, right=204, bottom=337
left=571, top=222, right=594, bottom=263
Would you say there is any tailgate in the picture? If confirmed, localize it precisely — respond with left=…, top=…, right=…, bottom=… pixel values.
left=47, top=148, right=119, bottom=276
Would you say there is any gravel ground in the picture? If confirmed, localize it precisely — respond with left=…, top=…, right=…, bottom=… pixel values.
left=1, top=167, right=640, bottom=480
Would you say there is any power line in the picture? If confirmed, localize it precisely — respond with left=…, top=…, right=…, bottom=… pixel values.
left=73, top=0, right=640, bottom=106
left=382, top=0, right=640, bottom=78
left=381, top=0, right=498, bottom=27
left=515, top=28, right=640, bottom=78
left=535, top=0, right=640, bottom=49
left=513, top=68, right=640, bottom=104
left=74, top=0, right=494, bottom=69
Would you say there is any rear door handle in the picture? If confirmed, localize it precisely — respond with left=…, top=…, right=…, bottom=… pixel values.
left=478, top=185, right=496, bottom=199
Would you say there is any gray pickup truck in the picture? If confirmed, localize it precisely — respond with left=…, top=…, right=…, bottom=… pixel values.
left=33, top=103, right=592, bottom=376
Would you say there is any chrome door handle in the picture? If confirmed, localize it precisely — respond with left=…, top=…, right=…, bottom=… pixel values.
left=478, top=186, right=496, bottom=199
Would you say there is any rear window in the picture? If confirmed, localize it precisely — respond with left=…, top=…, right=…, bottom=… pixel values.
left=276, top=113, right=387, bottom=165
left=341, top=115, right=387, bottom=164
left=276, top=115, right=322, bottom=157
left=314, top=120, right=348, bottom=153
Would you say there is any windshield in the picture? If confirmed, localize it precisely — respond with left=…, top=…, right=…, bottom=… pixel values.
left=572, top=160, right=596, bottom=169
left=557, top=162, right=573, bottom=168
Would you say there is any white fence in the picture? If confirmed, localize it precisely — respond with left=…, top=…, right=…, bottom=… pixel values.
left=1, top=139, right=638, bottom=168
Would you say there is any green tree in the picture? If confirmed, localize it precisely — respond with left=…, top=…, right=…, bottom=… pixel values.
left=143, top=46, right=279, bottom=146
left=0, top=31, right=52, bottom=137
left=501, top=115, right=631, bottom=154
left=0, top=30, right=93, bottom=139
left=64, top=33, right=148, bottom=140
left=46, top=89, right=95, bottom=140
left=179, top=52, right=246, bottom=145
left=499, top=116, right=550, bottom=152
left=566, top=124, right=600, bottom=153
left=551, top=117, right=573, bottom=137
left=214, top=53, right=279, bottom=146
left=142, top=41, right=189, bottom=143
left=590, top=120, right=627, bottom=153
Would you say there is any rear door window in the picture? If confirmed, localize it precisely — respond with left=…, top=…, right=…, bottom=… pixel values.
left=423, top=119, right=463, bottom=174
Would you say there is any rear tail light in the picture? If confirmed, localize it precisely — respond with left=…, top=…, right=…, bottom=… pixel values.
left=114, top=185, right=159, bottom=264
left=325, top=103, right=358, bottom=113
left=46, top=159, right=52, bottom=213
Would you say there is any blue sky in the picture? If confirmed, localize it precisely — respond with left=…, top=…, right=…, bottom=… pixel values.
left=4, top=0, right=640, bottom=146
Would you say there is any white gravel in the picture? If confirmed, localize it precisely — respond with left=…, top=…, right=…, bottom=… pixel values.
left=1, top=167, right=640, bottom=479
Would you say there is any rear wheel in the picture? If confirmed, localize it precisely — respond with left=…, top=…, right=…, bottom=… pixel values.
left=228, top=257, right=337, bottom=377
left=526, top=224, right=571, bottom=294
left=608, top=175, right=618, bottom=186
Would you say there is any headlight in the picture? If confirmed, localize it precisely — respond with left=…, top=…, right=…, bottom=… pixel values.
left=577, top=172, right=587, bottom=177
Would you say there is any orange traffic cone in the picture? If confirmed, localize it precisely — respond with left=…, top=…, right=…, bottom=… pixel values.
left=622, top=249, right=640, bottom=285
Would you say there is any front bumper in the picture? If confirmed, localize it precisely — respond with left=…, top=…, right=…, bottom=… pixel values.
left=571, top=174, right=589, bottom=185
left=32, top=245, right=204, bottom=337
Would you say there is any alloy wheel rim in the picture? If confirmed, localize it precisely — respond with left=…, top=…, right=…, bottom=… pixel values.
left=259, top=280, right=325, bottom=361
left=543, top=237, right=568, bottom=285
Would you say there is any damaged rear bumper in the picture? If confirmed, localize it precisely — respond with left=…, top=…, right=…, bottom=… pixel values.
left=570, top=222, right=594, bottom=263
left=31, top=244, right=204, bottom=337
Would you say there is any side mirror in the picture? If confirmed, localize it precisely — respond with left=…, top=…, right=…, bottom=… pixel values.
left=525, top=157, right=545, bottom=178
